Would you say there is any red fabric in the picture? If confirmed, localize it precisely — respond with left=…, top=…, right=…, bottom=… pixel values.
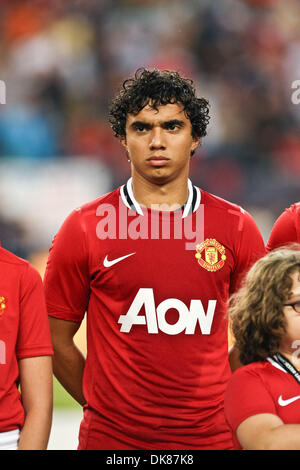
left=0, top=247, right=53, bottom=432
left=44, top=183, right=265, bottom=449
left=266, top=202, right=300, bottom=252
left=225, top=360, right=300, bottom=449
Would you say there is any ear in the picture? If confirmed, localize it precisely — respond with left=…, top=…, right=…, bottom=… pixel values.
left=120, top=136, right=128, bottom=151
left=120, top=137, right=130, bottom=161
left=191, top=136, right=201, bottom=153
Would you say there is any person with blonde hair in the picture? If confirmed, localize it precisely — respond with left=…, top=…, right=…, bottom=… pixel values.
left=224, top=246, right=300, bottom=450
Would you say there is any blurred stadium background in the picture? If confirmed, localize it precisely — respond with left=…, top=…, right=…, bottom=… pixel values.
left=0, top=0, right=299, bottom=450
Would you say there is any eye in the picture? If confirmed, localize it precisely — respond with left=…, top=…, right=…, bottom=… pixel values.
left=294, top=301, right=300, bottom=313
left=136, top=124, right=146, bottom=132
left=132, top=123, right=149, bottom=133
left=166, top=123, right=179, bottom=131
left=164, top=121, right=184, bottom=132
left=284, top=301, right=300, bottom=313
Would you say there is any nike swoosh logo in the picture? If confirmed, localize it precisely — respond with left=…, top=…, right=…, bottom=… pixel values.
left=278, top=395, right=300, bottom=406
left=103, top=252, right=136, bottom=268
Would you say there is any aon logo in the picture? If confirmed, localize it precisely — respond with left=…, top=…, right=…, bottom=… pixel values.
left=118, top=288, right=217, bottom=335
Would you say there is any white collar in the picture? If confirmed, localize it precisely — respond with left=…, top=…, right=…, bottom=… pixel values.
left=120, top=178, right=201, bottom=218
left=267, top=357, right=288, bottom=374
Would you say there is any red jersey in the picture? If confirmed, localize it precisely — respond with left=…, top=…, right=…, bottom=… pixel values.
left=0, top=246, right=53, bottom=432
left=224, top=359, right=300, bottom=449
left=44, top=179, right=265, bottom=450
left=266, top=202, right=300, bottom=251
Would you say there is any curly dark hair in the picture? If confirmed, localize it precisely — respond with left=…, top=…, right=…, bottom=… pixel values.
left=108, top=68, right=210, bottom=140
left=229, top=246, right=300, bottom=365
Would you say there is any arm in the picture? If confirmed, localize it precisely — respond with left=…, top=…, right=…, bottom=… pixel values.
left=44, top=209, right=89, bottom=405
left=49, top=317, right=86, bottom=406
left=18, top=355, right=53, bottom=450
left=237, top=413, right=300, bottom=450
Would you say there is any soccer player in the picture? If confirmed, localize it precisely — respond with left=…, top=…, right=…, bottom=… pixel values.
left=266, top=202, right=300, bottom=251
left=44, top=68, right=265, bottom=450
left=225, top=247, right=300, bottom=450
left=0, top=245, right=53, bottom=450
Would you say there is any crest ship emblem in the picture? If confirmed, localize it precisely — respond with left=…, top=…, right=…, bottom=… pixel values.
left=195, top=239, right=226, bottom=272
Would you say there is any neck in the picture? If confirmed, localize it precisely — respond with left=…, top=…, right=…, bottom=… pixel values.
left=278, top=350, right=300, bottom=371
left=131, top=172, right=189, bottom=210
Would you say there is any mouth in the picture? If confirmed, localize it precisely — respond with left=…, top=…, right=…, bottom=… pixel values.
left=147, top=156, right=170, bottom=167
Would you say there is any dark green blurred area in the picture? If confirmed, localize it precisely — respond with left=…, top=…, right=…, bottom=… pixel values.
left=53, top=377, right=81, bottom=409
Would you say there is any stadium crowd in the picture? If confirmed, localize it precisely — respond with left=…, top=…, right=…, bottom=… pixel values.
left=0, top=0, right=299, bottom=258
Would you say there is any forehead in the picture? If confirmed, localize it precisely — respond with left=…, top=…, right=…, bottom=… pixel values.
left=126, top=102, right=189, bottom=125
left=290, top=270, right=300, bottom=296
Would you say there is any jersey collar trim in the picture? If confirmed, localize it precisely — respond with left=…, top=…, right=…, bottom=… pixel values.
left=267, top=357, right=288, bottom=374
left=120, top=178, right=201, bottom=218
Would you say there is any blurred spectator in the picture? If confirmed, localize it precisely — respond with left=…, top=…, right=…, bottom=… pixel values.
left=0, top=104, right=59, bottom=158
left=0, top=213, right=27, bottom=258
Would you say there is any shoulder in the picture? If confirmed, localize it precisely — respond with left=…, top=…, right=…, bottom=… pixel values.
left=289, top=201, right=300, bottom=214
left=226, top=361, right=272, bottom=399
left=227, top=359, right=283, bottom=390
left=54, top=187, right=120, bottom=236
left=230, top=361, right=270, bottom=381
left=266, top=201, right=300, bottom=251
left=0, top=246, right=29, bottom=270
left=200, top=189, right=259, bottom=231
left=288, top=202, right=300, bottom=227
left=74, top=188, right=120, bottom=216
left=200, top=189, right=243, bottom=213
left=275, top=202, right=300, bottom=223
left=0, top=246, right=41, bottom=283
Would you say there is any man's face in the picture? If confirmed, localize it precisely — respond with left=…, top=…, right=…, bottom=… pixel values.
left=120, top=102, right=200, bottom=184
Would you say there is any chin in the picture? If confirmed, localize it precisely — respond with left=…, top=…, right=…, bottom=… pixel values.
left=148, top=172, right=173, bottom=185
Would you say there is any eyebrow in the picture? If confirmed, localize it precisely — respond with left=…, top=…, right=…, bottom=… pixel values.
left=130, top=119, right=185, bottom=130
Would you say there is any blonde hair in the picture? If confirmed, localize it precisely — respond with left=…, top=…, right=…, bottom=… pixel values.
left=229, top=246, right=300, bottom=365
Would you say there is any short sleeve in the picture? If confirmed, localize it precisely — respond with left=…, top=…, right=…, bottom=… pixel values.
left=230, top=210, right=266, bottom=294
left=224, top=367, right=277, bottom=434
left=266, top=205, right=300, bottom=252
left=43, top=208, right=90, bottom=322
left=16, top=264, right=53, bottom=359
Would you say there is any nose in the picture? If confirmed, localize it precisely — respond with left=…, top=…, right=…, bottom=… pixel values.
left=149, top=127, right=166, bottom=150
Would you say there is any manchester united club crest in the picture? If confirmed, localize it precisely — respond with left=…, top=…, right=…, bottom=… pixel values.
left=195, top=239, right=226, bottom=272
left=0, top=296, right=6, bottom=317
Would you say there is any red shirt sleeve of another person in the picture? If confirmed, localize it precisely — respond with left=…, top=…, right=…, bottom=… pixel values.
left=17, top=263, right=54, bottom=359
left=224, top=365, right=277, bottom=449
left=0, top=254, right=53, bottom=433
left=266, top=203, right=300, bottom=252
